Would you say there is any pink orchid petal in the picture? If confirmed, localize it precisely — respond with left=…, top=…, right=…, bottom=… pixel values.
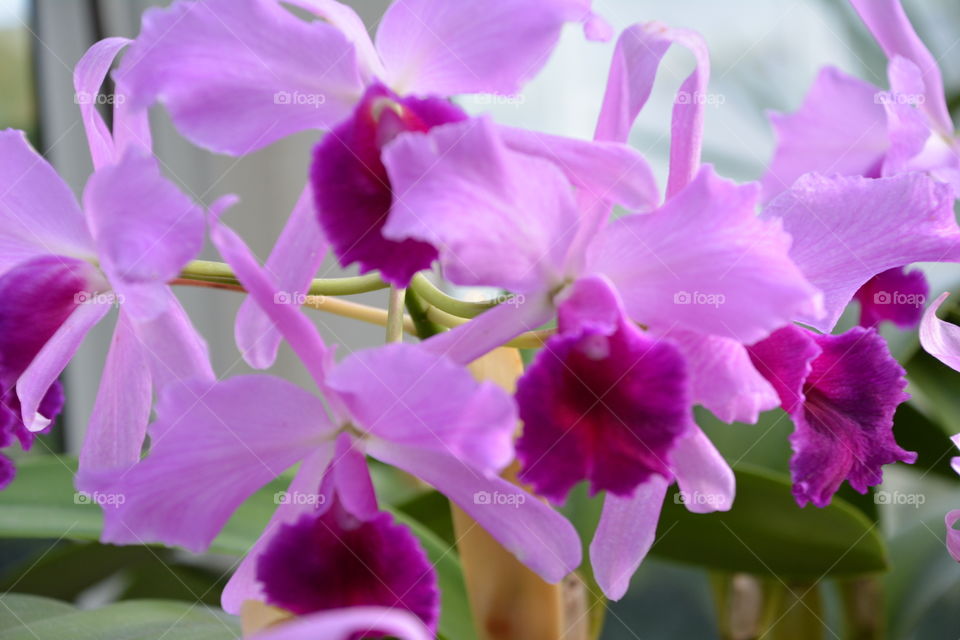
left=763, top=172, right=960, bottom=332
left=590, top=475, right=669, bottom=601
left=919, top=293, right=960, bottom=371
left=250, top=607, right=433, bottom=640
left=947, top=510, right=960, bottom=563
left=18, top=300, right=111, bottom=432
left=0, top=130, right=93, bottom=270
left=672, top=425, right=735, bottom=514
left=102, top=376, right=333, bottom=552
left=116, top=0, right=364, bottom=155
left=235, top=186, right=327, bottom=369
left=375, top=0, right=595, bottom=97
left=369, top=440, right=581, bottom=583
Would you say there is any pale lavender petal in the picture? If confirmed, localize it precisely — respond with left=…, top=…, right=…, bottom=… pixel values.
left=256, top=500, right=438, bottom=631
left=73, top=38, right=131, bottom=169
left=383, top=116, right=580, bottom=293
left=880, top=57, right=933, bottom=177
left=116, top=0, right=364, bottom=155
left=496, top=124, right=659, bottom=211
left=919, top=293, right=960, bottom=370
left=76, top=311, right=152, bottom=493
left=672, top=425, right=735, bottom=513
left=282, top=0, right=384, bottom=82
left=375, top=0, right=595, bottom=97
left=327, top=344, right=515, bottom=473
left=369, top=440, right=581, bottom=583
left=947, top=510, right=960, bottom=563
left=763, top=172, right=960, bottom=332
left=250, top=608, right=432, bottom=640
left=211, top=212, right=332, bottom=387
left=222, top=448, right=333, bottom=614
left=420, top=292, right=555, bottom=366
left=18, top=300, right=111, bottom=432
left=83, top=152, right=203, bottom=320
left=593, top=166, right=822, bottom=344
left=850, top=0, right=953, bottom=134
left=516, top=276, right=690, bottom=502
left=663, top=330, right=778, bottom=424
left=761, top=67, right=888, bottom=202
left=102, top=376, right=332, bottom=551
left=236, top=186, right=327, bottom=369
left=854, top=266, right=929, bottom=329
left=330, top=432, right=378, bottom=522
left=590, top=475, right=669, bottom=601
left=595, top=22, right=708, bottom=199
left=0, top=130, right=93, bottom=270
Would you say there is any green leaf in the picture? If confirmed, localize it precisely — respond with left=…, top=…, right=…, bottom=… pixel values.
left=0, top=594, right=240, bottom=639
left=651, top=465, right=888, bottom=578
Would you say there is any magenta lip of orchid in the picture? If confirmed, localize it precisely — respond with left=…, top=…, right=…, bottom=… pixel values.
left=3, top=0, right=960, bottom=636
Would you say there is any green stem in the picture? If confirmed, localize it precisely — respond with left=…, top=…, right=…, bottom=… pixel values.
left=404, top=289, right=444, bottom=339
left=386, top=286, right=406, bottom=343
left=409, top=273, right=497, bottom=318
left=178, top=260, right=389, bottom=296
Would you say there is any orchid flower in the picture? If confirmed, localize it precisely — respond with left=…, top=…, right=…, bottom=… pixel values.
left=114, top=0, right=658, bottom=373
left=101, top=208, right=582, bottom=614
left=0, top=38, right=212, bottom=491
left=762, top=0, right=959, bottom=329
left=372, top=21, right=828, bottom=599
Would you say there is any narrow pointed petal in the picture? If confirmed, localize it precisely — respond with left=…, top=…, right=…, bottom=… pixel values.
left=0, top=130, right=94, bottom=270
left=853, top=266, right=929, bottom=329
left=761, top=67, right=888, bottom=202
left=83, top=152, right=204, bottom=320
left=102, top=376, right=332, bottom=551
left=672, top=426, right=735, bottom=513
left=594, top=166, right=822, bottom=344
left=235, top=187, right=328, bottom=369
left=116, top=0, right=364, bottom=155
left=947, top=510, right=960, bottom=563
left=663, top=330, right=778, bottom=424
left=516, top=276, right=690, bottom=502
left=74, top=38, right=131, bottom=168
left=18, top=296, right=111, bottom=433
left=763, top=172, right=959, bottom=332
left=383, top=116, right=580, bottom=293
left=256, top=504, right=438, bottom=630
left=250, top=608, right=433, bottom=640
left=919, top=293, right=960, bottom=370
left=76, top=312, right=152, bottom=493
left=369, top=441, right=581, bottom=583
left=330, top=433, right=379, bottom=522
left=211, top=212, right=332, bottom=387
left=222, top=449, right=333, bottom=614
left=595, top=22, right=709, bottom=198
left=327, top=344, right=516, bottom=473
left=375, top=0, right=595, bottom=97
left=496, top=125, right=659, bottom=211
left=850, top=0, right=953, bottom=134
left=590, top=475, right=669, bottom=601
left=419, top=293, right=555, bottom=366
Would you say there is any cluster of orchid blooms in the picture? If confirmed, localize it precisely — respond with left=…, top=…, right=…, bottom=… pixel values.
left=1, top=0, right=960, bottom=637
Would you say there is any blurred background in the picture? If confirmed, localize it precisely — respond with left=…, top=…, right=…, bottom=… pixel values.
left=2, top=0, right=960, bottom=638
